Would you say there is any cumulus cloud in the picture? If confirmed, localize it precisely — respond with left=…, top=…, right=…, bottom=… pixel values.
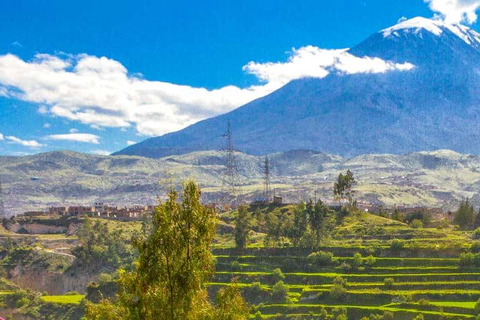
left=0, top=50, right=415, bottom=137
left=6, top=136, right=44, bottom=148
left=0, top=133, right=4, bottom=140
left=425, top=0, right=480, bottom=24
left=45, top=133, right=100, bottom=144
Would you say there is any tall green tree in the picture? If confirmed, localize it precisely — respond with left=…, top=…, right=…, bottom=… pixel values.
left=333, top=170, right=356, bottom=205
left=289, top=202, right=307, bottom=246
left=454, top=199, right=476, bottom=230
left=86, top=180, right=247, bottom=320
left=235, top=205, right=250, bottom=249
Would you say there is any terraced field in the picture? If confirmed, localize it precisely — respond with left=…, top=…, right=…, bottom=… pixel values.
left=210, top=213, right=479, bottom=319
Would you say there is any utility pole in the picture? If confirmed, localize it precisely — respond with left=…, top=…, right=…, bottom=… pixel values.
left=263, top=156, right=270, bottom=203
left=222, top=119, right=238, bottom=207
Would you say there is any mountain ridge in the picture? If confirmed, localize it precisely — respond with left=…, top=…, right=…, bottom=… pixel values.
left=115, top=17, right=480, bottom=158
left=2, top=148, right=480, bottom=216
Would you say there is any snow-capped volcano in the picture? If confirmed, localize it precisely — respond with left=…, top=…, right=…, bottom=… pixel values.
left=116, top=17, right=480, bottom=158
left=382, top=17, right=480, bottom=45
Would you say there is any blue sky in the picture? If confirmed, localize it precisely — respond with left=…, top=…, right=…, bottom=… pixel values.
left=0, top=0, right=477, bottom=156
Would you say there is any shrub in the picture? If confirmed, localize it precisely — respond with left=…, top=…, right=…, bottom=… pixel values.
left=307, top=251, right=335, bottom=266
left=390, top=239, right=405, bottom=251
left=418, top=299, right=430, bottom=306
left=411, top=219, right=423, bottom=229
left=330, top=277, right=347, bottom=300
left=352, top=252, right=363, bottom=269
left=271, top=268, right=285, bottom=282
left=272, top=281, right=288, bottom=302
left=365, top=254, right=376, bottom=267
left=383, top=312, right=394, bottom=320
left=339, top=262, right=352, bottom=272
left=383, top=277, right=394, bottom=288
left=460, top=252, right=477, bottom=266
left=332, top=307, right=348, bottom=320
left=471, top=242, right=480, bottom=253
left=98, top=273, right=113, bottom=285
left=254, top=311, right=262, bottom=320
left=230, top=260, right=242, bottom=271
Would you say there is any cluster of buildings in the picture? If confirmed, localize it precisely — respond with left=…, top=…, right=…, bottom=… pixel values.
left=24, top=202, right=155, bottom=220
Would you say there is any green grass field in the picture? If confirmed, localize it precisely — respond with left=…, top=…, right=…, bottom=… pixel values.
left=209, top=210, right=480, bottom=319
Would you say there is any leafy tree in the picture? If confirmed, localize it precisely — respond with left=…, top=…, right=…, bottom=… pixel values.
left=86, top=180, right=247, bottom=320
left=307, top=200, right=333, bottom=247
left=454, top=199, right=476, bottom=230
left=289, top=202, right=307, bottom=246
left=214, top=282, right=249, bottom=320
left=235, top=205, right=250, bottom=249
left=352, top=252, right=363, bottom=269
left=271, top=281, right=288, bottom=302
left=333, top=170, right=356, bottom=205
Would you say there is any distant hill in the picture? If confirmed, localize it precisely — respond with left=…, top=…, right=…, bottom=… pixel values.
left=2, top=149, right=480, bottom=216
left=115, top=17, right=480, bottom=158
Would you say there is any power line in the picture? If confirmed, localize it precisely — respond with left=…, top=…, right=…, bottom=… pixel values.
left=221, top=119, right=238, bottom=206
left=263, top=156, right=270, bottom=203
left=0, top=174, right=5, bottom=218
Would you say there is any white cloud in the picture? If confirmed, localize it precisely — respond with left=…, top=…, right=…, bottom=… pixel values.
left=69, top=128, right=79, bottom=133
left=6, top=136, right=44, bottom=148
left=43, top=123, right=51, bottom=129
left=46, top=133, right=100, bottom=144
left=425, top=0, right=480, bottom=24
left=126, top=140, right=136, bottom=146
left=0, top=133, right=4, bottom=140
left=90, top=149, right=111, bottom=156
left=0, top=50, right=415, bottom=137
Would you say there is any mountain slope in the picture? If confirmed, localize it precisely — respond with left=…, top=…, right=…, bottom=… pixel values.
left=115, top=17, right=480, bottom=158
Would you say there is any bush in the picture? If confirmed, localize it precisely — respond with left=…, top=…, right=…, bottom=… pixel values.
left=383, top=277, right=394, bottom=288
left=460, top=252, right=479, bottom=266
left=471, top=242, right=480, bottom=253
left=230, top=260, right=242, bottom=271
left=383, top=312, right=394, bottom=320
left=339, top=262, right=352, bottom=272
left=307, top=251, right=335, bottom=266
left=330, top=277, right=347, bottom=300
left=390, top=239, right=405, bottom=251
left=411, top=219, right=423, bottom=229
left=352, top=252, right=363, bottom=269
left=365, top=254, right=376, bottom=267
left=254, top=311, right=262, bottom=320
left=418, top=299, right=430, bottom=306
left=271, top=268, right=285, bottom=282
left=272, top=281, right=288, bottom=302
left=98, top=273, right=113, bottom=285
left=474, top=229, right=480, bottom=240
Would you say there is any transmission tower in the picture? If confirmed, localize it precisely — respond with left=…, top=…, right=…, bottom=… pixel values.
left=263, top=156, right=271, bottom=203
left=221, top=119, right=238, bottom=206
left=0, top=174, right=5, bottom=218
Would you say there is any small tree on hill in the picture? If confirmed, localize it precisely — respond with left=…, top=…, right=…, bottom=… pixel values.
left=454, top=199, right=476, bottom=230
left=333, top=170, right=356, bottom=206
